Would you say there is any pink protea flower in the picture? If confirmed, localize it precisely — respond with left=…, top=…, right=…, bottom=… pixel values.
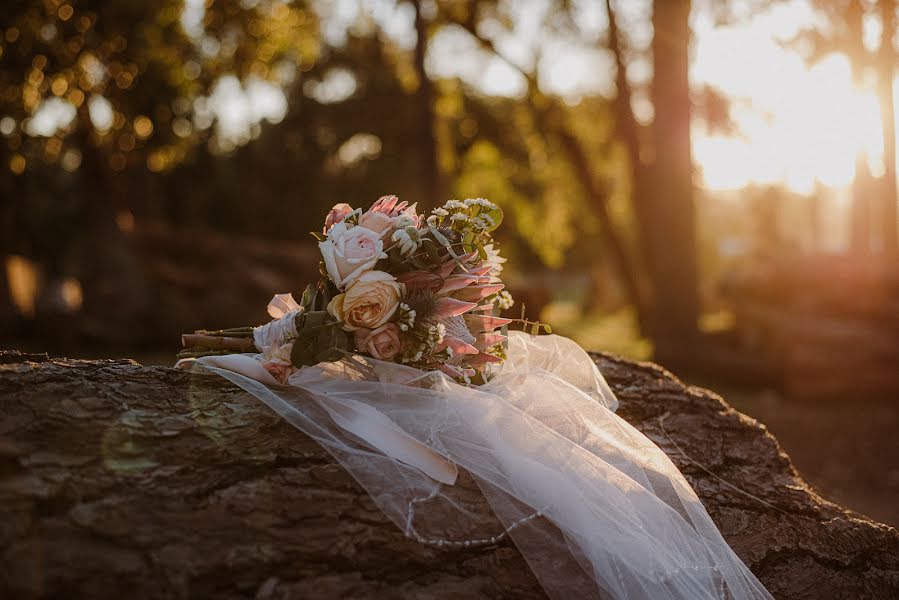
left=396, top=270, right=443, bottom=291
left=398, top=254, right=509, bottom=374
left=369, top=195, right=411, bottom=218
left=324, top=203, right=353, bottom=233
left=369, top=195, right=423, bottom=229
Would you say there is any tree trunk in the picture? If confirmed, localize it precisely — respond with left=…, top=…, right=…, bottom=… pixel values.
left=878, top=0, right=898, bottom=254
left=850, top=152, right=872, bottom=254
left=74, top=110, right=148, bottom=342
left=604, top=0, right=654, bottom=329
left=554, top=124, right=648, bottom=323
left=412, top=0, right=441, bottom=209
left=2, top=351, right=898, bottom=599
left=0, top=153, right=15, bottom=325
left=650, top=0, right=700, bottom=347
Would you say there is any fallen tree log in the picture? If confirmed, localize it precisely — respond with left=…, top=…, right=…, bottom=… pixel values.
left=1, top=351, right=897, bottom=599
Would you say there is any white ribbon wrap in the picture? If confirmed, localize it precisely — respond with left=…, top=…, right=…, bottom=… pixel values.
left=252, top=309, right=300, bottom=353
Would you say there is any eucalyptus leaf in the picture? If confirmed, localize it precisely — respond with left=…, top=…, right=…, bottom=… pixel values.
left=301, top=283, right=318, bottom=312
left=485, top=206, right=503, bottom=231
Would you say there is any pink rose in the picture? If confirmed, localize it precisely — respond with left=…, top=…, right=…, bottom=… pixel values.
left=354, top=323, right=402, bottom=360
left=324, top=203, right=353, bottom=233
left=359, top=210, right=394, bottom=240
left=319, top=223, right=386, bottom=289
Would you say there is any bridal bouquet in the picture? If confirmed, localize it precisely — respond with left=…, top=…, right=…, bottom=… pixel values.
left=179, top=195, right=530, bottom=384
left=179, top=194, right=772, bottom=600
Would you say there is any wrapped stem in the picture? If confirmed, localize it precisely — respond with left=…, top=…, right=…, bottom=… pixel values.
left=181, top=334, right=257, bottom=353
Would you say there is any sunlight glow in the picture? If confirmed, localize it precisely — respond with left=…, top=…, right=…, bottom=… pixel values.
left=691, top=3, right=889, bottom=193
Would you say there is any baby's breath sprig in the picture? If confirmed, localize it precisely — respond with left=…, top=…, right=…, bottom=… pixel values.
left=484, top=290, right=514, bottom=311
left=396, top=302, right=417, bottom=332
left=399, top=321, right=445, bottom=365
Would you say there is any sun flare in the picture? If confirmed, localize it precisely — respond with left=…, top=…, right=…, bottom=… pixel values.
left=691, top=6, right=889, bottom=195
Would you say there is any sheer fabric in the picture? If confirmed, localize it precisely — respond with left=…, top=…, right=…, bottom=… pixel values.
left=192, top=332, right=772, bottom=600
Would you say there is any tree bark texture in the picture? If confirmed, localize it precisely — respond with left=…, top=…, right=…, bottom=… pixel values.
left=1, top=351, right=898, bottom=599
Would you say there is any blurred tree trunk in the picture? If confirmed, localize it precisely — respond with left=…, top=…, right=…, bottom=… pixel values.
left=648, top=0, right=699, bottom=345
left=603, top=0, right=653, bottom=329
left=851, top=153, right=872, bottom=254
left=847, top=1, right=873, bottom=254
left=877, top=0, right=898, bottom=255
left=0, top=152, right=14, bottom=324
left=553, top=122, right=647, bottom=323
left=75, top=109, right=147, bottom=340
left=412, top=0, right=440, bottom=209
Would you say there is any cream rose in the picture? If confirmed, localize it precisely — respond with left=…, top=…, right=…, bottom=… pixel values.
left=319, top=222, right=386, bottom=289
left=327, top=271, right=403, bottom=331
left=354, top=323, right=402, bottom=360
left=359, top=210, right=394, bottom=241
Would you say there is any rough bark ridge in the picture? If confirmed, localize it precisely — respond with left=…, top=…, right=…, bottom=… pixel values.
left=1, top=351, right=897, bottom=600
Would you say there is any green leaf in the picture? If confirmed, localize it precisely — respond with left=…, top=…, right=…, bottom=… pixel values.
left=485, top=206, right=503, bottom=232
left=429, top=225, right=459, bottom=259
left=300, top=283, right=318, bottom=312
left=291, top=337, right=316, bottom=367
left=318, top=280, right=332, bottom=312
left=462, top=230, right=475, bottom=252
left=422, top=238, right=441, bottom=264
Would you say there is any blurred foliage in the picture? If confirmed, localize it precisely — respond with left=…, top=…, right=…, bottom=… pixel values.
left=1, top=0, right=622, bottom=284
left=5, top=0, right=876, bottom=355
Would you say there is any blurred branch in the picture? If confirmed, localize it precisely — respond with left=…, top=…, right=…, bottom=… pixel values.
left=443, top=3, right=648, bottom=323
left=603, top=0, right=655, bottom=293
left=412, top=0, right=441, bottom=208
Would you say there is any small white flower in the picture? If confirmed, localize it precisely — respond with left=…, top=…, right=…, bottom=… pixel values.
left=482, top=243, right=507, bottom=276
left=450, top=213, right=468, bottom=222
left=397, top=303, right=416, bottom=332
left=392, top=215, right=415, bottom=229
left=391, top=226, right=421, bottom=256
left=431, top=208, right=449, bottom=217
left=464, top=198, right=497, bottom=209
left=495, top=290, right=514, bottom=310
left=443, top=199, right=466, bottom=210
left=471, top=216, right=489, bottom=229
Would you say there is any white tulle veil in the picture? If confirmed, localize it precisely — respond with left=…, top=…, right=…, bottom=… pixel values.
left=191, top=332, right=773, bottom=600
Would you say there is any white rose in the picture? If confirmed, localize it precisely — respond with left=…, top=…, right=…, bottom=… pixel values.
left=319, top=222, right=387, bottom=290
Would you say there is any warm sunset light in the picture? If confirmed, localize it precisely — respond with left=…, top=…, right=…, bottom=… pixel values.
left=3, top=2, right=899, bottom=596
left=691, top=3, right=889, bottom=193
